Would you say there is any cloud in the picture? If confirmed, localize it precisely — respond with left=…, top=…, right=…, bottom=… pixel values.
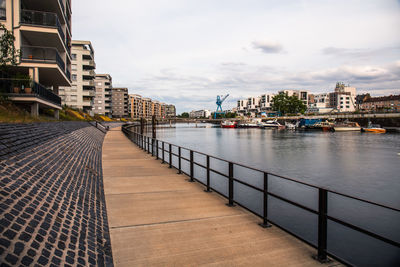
left=252, top=41, right=284, bottom=54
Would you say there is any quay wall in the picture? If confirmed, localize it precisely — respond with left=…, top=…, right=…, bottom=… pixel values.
left=0, top=122, right=113, bottom=266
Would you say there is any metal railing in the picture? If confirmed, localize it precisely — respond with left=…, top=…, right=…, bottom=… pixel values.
left=21, top=46, right=65, bottom=71
left=20, top=9, right=65, bottom=45
left=122, top=124, right=400, bottom=266
left=89, top=121, right=109, bottom=133
left=0, top=78, right=61, bottom=106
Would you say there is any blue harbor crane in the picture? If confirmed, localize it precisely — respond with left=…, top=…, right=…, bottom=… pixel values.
left=214, top=94, right=229, bottom=119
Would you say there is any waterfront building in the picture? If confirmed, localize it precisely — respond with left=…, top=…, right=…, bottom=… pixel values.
left=165, top=104, right=176, bottom=118
left=278, top=90, right=309, bottom=106
left=93, top=74, right=112, bottom=117
left=59, top=40, right=96, bottom=114
left=112, top=87, right=128, bottom=118
left=161, top=103, right=167, bottom=118
left=237, top=99, right=249, bottom=115
left=356, top=93, right=371, bottom=110
left=152, top=100, right=162, bottom=119
left=307, top=93, right=334, bottom=114
left=1, top=0, right=72, bottom=118
left=329, top=82, right=356, bottom=112
left=260, top=93, right=275, bottom=111
left=142, top=97, right=152, bottom=119
left=128, top=94, right=172, bottom=120
left=189, top=110, right=211, bottom=118
left=360, top=94, right=400, bottom=112
left=128, top=94, right=143, bottom=119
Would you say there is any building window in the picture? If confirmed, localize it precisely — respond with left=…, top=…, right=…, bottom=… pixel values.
left=72, top=54, right=77, bottom=60
left=72, top=74, right=77, bottom=81
left=71, top=64, right=77, bottom=71
left=0, top=0, right=5, bottom=20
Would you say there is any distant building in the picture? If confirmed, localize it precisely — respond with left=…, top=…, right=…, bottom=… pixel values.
left=278, top=90, right=309, bottom=106
left=329, top=82, right=356, bottom=112
left=190, top=110, right=211, bottom=118
left=356, top=93, right=371, bottom=110
left=60, top=40, right=96, bottom=114
left=165, top=105, right=176, bottom=118
left=360, top=95, right=400, bottom=112
left=128, top=94, right=143, bottom=119
left=260, top=93, right=275, bottom=111
left=112, top=88, right=129, bottom=118
left=93, top=74, right=112, bottom=117
left=237, top=99, right=249, bottom=115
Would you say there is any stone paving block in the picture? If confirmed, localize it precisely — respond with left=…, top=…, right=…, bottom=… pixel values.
left=0, top=123, right=113, bottom=266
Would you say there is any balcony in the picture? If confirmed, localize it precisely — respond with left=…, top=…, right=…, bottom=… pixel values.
left=82, top=80, right=95, bottom=87
left=21, top=46, right=65, bottom=71
left=82, top=90, right=95, bottom=97
left=0, top=78, right=61, bottom=107
left=20, top=9, right=66, bottom=48
left=83, top=60, right=96, bottom=69
left=82, top=70, right=96, bottom=77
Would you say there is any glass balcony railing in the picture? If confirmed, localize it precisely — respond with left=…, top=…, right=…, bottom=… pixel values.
left=20, top=9, right=66, bottom=48
left=0, top=78, right=61, bottom=107
left=21, top=46, right=65, bottom=72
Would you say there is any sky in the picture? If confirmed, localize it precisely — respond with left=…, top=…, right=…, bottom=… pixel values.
left=72, top=0, right=400, bottom=113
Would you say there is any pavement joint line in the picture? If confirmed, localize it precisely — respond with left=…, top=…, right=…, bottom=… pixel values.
left=105, top=189, right=190, bottom=196
left=110, top=214, right=246, bottom=230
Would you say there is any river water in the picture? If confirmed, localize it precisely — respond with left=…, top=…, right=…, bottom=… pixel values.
left=152, top=123, right=400, bottom=266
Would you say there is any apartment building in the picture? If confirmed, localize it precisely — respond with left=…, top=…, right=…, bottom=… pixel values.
left=237, top=93, right=275, bottom=116
left=360, top=95, right=400, bottom=112
left=165, top=104, right=176, bottom=118
left=93, top=74, right=112, bottom=117
left=1, top=0, right=72, bottom=117
left=59, top=40, right=96, bottom=114
left=329, top=82, right=356, bottom=112
left=128, top=94, right=143, bottom=119
left=260, top=93, right=275, bottom=111
left=112, top=88, right=128, bottom=118
left=279, top=90, right=309, bottom=106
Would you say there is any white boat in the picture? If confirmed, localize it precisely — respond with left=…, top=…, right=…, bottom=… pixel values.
left=333, top=122, right=361, bottom=132
left=285, top=122, right=297, bottom=130
left=259, top=120, right=282, bottom=128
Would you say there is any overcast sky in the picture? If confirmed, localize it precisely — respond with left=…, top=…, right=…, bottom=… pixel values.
left=72, top=0, right=400, bottom=113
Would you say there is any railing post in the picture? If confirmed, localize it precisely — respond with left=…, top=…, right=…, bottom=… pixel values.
left=178, top=147, right=182, bottom=174
left=189, top=150, right=194, bottom=182
left=169, top=144, right=172, bottom=168
left=315, top=188, right=328, bottom=262
left=162, top=142, right=165, bottom=164
left=151, top=138, right=154, bottom=156
left=259, top=173, right=271, bottom=228
left=226, top=162, right=235, bottom=207
left=147, top=137, right=150, bottom=154
left=156, top=140, right=159, bottom=160
left=204, top=155, right=211, bottom=192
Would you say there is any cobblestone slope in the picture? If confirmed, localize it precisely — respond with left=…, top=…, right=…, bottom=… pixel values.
left=0, top=123, right=113, bottom=266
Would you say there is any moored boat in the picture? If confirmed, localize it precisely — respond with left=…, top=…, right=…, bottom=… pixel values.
left=333, top=121, right=361, bottom=132
left=221, top=121, right=237, bottom=128
left=361, top=122, right=386, bottom=133
left=259, top=119, right=282, bottom=128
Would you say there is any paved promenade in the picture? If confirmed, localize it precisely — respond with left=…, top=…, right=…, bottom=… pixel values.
left=103, top=128, right=338, bottom=266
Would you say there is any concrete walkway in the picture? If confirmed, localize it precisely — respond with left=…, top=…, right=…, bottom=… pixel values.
left=102, top=128, right=336, bottom=266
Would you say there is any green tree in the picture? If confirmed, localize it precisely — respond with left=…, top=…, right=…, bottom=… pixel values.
left=0, top=23, right=20, bottom=67
left=271, top=93, right=307, bottom=115
left=180, top=112, right=189, bottom=118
